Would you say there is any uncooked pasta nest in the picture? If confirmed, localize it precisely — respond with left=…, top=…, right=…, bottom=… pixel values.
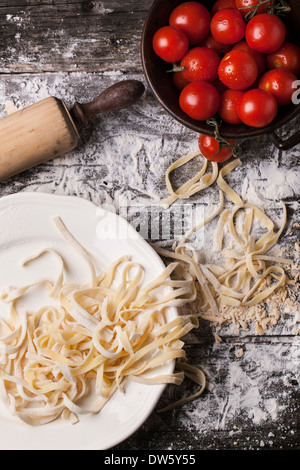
left=159, top=155, right=296, bottom=333
left=0, top=217, right=201, bottom=426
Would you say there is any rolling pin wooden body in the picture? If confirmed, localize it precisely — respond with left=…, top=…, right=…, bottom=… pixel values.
left=0, top=98, right=79, bottom=181
left=0, top=80, right=145, bottom=182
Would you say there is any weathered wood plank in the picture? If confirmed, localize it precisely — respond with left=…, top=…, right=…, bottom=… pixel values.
left=114, top=427, right=299, bottom=450
left=0, top=0, right=149, bottom=73
left=114, top=340, right=300, bottom=450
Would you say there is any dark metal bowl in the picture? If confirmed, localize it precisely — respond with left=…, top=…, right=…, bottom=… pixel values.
left=141, top=0, right=300, bottom=149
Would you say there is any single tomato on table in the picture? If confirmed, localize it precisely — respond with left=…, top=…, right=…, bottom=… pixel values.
left=218, top=89, right=244, bottom=124
left=169, top=1, right=211, bottom=45
left=210, top=9, right=246, bottom=45
left=237, top=88, right=278, bottom=127
left=267, top=42, right=300, bottom=77
left=232, top=40, right=266, bottom=76
left=245, top=14, right=286, bottom=54
left=179, top=81, right=220, bottom=121
left=259, top=69, right=298, bottom=106
left=199, top=134, right=235, bottom=162
left=180, top=47, right=221, bottom=82
left=235, top=0, right=272, bottom=18
left=152, top=26, right=189, bottom=63
left=218, top=50, right=258, bottom=90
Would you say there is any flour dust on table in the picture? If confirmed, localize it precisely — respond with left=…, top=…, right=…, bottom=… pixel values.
left=0, top=66, right=299, bottom=450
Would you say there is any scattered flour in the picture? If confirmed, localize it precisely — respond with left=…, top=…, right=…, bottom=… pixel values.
left=6, top=15, right=22, bottom=23
left=242, top=160, right=300, bottom=204
left=0, top=73, right=298, bottom=445
left=178, top=340, right=299, bottom=440
left=91, top=2, right=114, bottom=15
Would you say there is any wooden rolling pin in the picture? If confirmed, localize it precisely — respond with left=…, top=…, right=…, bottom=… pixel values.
left=0, top=80, right=145, bottom=181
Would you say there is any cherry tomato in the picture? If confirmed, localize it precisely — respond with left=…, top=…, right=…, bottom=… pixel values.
left=210, top=9, right=246, bottom=45
left=259, top=69, right=298, bottom=106
left=267, top=42, right=300, bottom=77
left=212, top=0, right=237, bottom=15
left=237, top=88, right=278, bottom=127
left=218, top=50, right=258, bottom=90
left=152, top=26, right=189, bottom=63
left=169, top=1, right=211, bottom=45
left=201, top=33, right=232, bottom=57
left=245, top=14, right=286, bottom=54
left=219, top=89, right=244, bottom=124
left=232, top=40, right=266, bottom=76
left=199, top=134, right=235, bottom=162
left=235, top=0, right=272, bottom=18
left=181, top=47, right=221, bottom=82
left=173, top=70, right=190, bottom=91
left=179, top=81, right=220, bottom=121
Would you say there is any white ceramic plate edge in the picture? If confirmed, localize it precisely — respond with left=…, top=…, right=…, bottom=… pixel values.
left=0, top=191, right=178, bottom=450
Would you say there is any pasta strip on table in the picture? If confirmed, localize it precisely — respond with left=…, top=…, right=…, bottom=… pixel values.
left=157, top=155, right=294, bottom=334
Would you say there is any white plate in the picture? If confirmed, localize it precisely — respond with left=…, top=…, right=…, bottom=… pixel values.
left=0, top=192, right=177, bottom=450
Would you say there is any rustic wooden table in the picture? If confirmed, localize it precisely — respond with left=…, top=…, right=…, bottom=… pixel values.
left=0, top=0, right=299, bottom=451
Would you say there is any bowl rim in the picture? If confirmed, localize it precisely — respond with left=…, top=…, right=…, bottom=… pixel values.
left=141, top=0, right=300, bottom=140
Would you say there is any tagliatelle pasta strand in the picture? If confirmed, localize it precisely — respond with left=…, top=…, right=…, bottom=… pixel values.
left=163, top=150, right=219, bottom=208
left=0, top=218, right=199, bottom=426
left=157, top=156, right=294, bottom=334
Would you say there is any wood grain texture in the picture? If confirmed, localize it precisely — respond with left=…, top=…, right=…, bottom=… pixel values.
left=0, top=0, right=299, bottom=451
left=0, top=0, right=146, bottom=73
left=0, top=97, right=79, bottom=180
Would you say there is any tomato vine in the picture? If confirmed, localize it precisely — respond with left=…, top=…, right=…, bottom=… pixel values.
left=206, top=118, right=242, bottom=158
left=238, top=0, right=291, bottom=21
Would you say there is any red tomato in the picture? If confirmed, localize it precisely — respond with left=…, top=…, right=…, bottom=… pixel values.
left=169, top=1, right=211, bottom=45
left=210, top=9, right=246, bottom=45
left=152, top=26, right=189, bottom=63
left=267, top=42, right=300, bottom=77
left=181, top=47, right=221, bottom=82
left=235, top=0, right=272, bottom=18
left=179, top=81, right=220, bottom=121
left=173, top=70, right=190, bottom=91
left=232, top=40, right=266, bottom=76
left=218, top=50, right=258, bottom=90
left=245, top=14, right=286, bottom=54
left=219, top=89, right=244, bottom=124
left=201, top=33, right=232, bottom=57
left=237, top=88, right=278, bottom=127
left=212, top=0, right=237, bottom=15
left=199, top=134, right=235, bottom=162
left=259, top=69, right=298, bottom=105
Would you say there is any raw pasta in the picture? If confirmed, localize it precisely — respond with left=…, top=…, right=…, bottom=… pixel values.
left=163, top=150, right=218, bottom=208
left=0, top=218, right=199, bottom=426
left=158, top=156, right=294, bottom=332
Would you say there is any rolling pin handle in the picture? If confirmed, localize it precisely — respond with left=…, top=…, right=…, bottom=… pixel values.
left=70, top=79, right=145, bottom=128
